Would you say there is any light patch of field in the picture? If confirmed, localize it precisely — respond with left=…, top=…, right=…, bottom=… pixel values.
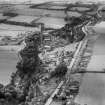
left=87, top=55, right=105, bottom=71
left=36, top=17, right=66, bottom=29
left=15, top=8, right=45, bottom=16
left=0, top=24, right=39, bottom=31
left=13, top=5, right=30, bottom=10
left=94, top=22, right=105, bottom=34
left=0, top=50, right=18, bottom=85
left=14, top=6, right=66, bottom=18
left=0, top=13, right=9, bottom=19
left=87, top=34, right=105, bottom=71
left=70, top=7, right=91, bottom=11
left=67, top=11, right=81, bottom=17
left=0, top=30, right=25, bottom=37
left=8, top=15, right=40, bottom=23
left=75, top=73, right=105, bottom=105
left=0, top=45, right=22, bottom=52
left=75, top=34, right=105, bottom=105
left=48, top=5, right=66, bottom=9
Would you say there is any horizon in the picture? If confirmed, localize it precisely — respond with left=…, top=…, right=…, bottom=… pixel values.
left=0, top=0, right=105, bottom=4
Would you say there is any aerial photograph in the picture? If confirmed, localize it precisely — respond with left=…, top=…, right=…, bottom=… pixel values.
left=0, top=0, right=105, bottom=105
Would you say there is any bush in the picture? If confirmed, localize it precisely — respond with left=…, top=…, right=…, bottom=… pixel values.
left=3, top=12, right=18, bottom=17
left=50, top=63, right=68, bottom=78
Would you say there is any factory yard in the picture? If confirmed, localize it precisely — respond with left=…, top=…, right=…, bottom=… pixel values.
left=7, top=15, right=39, bottom=23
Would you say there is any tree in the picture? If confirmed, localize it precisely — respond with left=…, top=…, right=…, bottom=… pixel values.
left=50, top=63, right=68, bottom=78
left=16, top=33, right=40, bottom=74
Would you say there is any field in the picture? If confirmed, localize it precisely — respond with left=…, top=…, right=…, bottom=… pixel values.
left=8, top=15, right=40, bottom=23
left=0, top=50, right=18, bottom=85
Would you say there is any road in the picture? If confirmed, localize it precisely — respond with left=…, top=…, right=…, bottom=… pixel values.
left=75, top=34, right=105, bottom=105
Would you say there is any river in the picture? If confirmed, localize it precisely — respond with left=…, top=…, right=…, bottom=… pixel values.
left=75, top=33, right=105, bottom=105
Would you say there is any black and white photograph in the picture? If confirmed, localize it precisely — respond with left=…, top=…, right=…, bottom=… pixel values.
left=0, top=0, right=105, bottom=105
